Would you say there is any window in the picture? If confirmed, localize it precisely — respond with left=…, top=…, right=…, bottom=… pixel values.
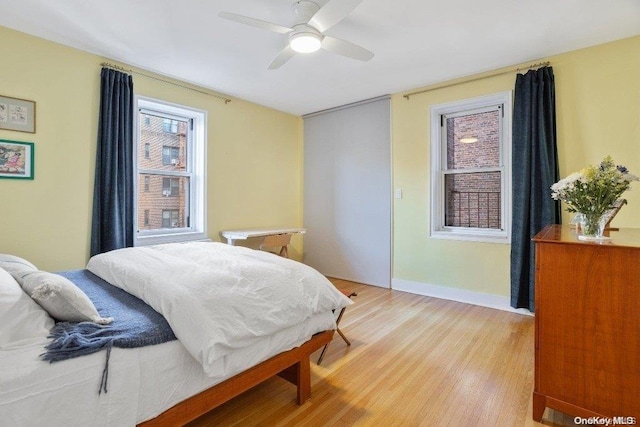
left=162, top=146, right=180, bottom=165
left=162, top=177, right=180, bottom=197
left=135, top=96, right=207, bottom=245
left=430, top=92, right=512, bottom=243
left=161, top=209, right=180, bottom=228
left=163, top=118, right=179, bottom=134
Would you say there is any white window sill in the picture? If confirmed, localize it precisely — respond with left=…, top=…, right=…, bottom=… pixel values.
left=430, top=230, right=511, bottom=244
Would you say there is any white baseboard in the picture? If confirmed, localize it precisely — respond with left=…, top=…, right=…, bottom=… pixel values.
left=392, top=278, right=533, bottom=316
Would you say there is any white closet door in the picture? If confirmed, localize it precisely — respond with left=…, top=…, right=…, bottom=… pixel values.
left=303, top=97, right=391, bottom=288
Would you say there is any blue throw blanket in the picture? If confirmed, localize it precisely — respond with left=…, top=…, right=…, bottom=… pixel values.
left=43, top=269, right=176, bottom=393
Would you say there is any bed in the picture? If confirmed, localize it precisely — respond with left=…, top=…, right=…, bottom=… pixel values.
left=0, top=242, right=350, bottom=426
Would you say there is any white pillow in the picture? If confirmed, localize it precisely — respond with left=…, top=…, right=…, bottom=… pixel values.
left=0, top=267, right=54, bottom=349
left=12, top=270, right=113, bottom=325
left=0, top=253, right=37, bottom=274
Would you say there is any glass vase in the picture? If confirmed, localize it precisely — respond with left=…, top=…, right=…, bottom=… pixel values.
left=578, top=213, right=608, bottom=241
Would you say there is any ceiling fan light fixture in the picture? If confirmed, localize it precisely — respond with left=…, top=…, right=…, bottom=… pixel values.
left=460, top=136, right=479, bottom=144
left=290, top=32, right=322, bottom=53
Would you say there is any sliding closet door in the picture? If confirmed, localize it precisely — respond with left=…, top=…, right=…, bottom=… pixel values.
left=303, top=97, right=391, bottom=288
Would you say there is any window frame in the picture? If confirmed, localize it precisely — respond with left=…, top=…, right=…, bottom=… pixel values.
left=134, top=96, right=207, bottom=246
left=429, top=91, right=512, bottom=243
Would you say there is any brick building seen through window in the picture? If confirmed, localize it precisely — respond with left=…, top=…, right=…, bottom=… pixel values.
left=137, top=114, right=188, bottom=231
left=445, top=110, right=501, bottom=229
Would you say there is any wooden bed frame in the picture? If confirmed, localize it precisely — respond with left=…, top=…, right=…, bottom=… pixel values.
left=138, top=330, right=334, bottom=426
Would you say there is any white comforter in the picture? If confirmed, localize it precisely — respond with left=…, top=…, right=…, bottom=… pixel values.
left=87, top=242, right=351, bottom=375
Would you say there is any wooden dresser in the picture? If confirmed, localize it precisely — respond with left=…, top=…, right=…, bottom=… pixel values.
left=532, top=225, right=640, bottom=421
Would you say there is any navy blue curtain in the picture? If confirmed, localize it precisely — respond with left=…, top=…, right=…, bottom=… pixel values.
left=510, top=66, right=561, bottom=311
left=90, top=68, right=134, bottom=257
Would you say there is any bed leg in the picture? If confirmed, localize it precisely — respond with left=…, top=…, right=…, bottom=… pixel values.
left=277, top=356, right=311, bottom=405
left=297, top=356, right=311, bottom=404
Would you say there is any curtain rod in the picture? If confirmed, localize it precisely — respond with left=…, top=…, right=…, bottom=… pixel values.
left=403, top=61, right=550, bottom=100
left=100, top=62, right=232, bottom=104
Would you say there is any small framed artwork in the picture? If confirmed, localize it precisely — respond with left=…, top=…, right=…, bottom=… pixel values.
left=0, top=139, right=34, bottom=180
left=0, top=95, right=36, bottom=133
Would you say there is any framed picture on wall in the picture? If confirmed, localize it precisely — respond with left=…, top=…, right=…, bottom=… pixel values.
left=0, top=95, right=36, bottom=133
left=0, top=139, right=34, bottom=180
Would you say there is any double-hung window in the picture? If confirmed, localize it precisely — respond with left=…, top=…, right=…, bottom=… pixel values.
left=430, top=92, right=512, bottom=243
left=135, top=97, right=207, bottom=245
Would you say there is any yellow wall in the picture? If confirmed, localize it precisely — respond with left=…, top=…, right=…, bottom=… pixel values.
left=2, top=24, right=638, bottom=299
left=0, top=26, right=303, bottom=271
left=392, top=35, right=640, bottom=298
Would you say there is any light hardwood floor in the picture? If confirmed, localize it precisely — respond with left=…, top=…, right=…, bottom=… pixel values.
left=190, top=279, right=577, bottom=426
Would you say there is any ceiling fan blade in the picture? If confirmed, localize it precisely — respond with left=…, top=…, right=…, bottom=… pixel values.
left=321, top=36, right=374, bottom=62
left=268, top=45, right=297, bottom=70
left=309, top=0, right=364, bottom=33
left=218, top=12, right=293, bottom=34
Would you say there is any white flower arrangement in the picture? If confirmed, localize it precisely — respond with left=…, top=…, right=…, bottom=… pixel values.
left=551, top=156, right=638, bottom=217
left=551, top=156, right=638, bottom=237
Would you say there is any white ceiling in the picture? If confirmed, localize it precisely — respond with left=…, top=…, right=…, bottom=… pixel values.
left=1, top=0, right=639, bottom=116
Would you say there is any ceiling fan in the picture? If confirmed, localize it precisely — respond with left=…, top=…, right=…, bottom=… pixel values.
left=219, top=0, right=374, bottom=69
